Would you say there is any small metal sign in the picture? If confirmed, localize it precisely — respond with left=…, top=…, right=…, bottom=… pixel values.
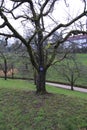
left=39, top=67, right=44, bottom=71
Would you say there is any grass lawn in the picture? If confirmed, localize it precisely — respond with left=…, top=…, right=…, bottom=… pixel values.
left=0, top=79, right=87, bottom=130
left=47, top=53, right=87, bottom=88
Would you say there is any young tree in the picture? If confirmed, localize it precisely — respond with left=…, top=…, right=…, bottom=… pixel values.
left=0, top=38, right=17, bottom=79
left=0, top=52, right=8, bottom=80
left=57, top=55, right=82, bottom=90
left=0, top=39, right=9, bottom=80
left=0, top=0, right=87, bottom=94
left=9, top=40, right=33, bottom=79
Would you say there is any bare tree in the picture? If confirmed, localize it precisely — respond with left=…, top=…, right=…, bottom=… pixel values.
left=0, top=38, right=16, bottom=79
left=0, top=0, right=87, bottom=94
left=0, top=52, right=8, bottom=80
left=0, top=39, right=8, bottom=80
left=57, top=54, right=82, bottom=90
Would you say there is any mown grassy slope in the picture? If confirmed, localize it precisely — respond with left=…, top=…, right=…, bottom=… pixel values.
left=0, top=79, right=87, bottom=130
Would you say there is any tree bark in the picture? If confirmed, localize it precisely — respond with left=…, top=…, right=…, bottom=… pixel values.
left=71, top=74, right=74, bottom=90
left=36, top=69, right=47, bottom=94
left=4, top=59, right=7, bottom=80
left=71, top=83, right=74, bottom=90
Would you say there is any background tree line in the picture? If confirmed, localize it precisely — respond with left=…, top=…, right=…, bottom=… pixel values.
left=0, top=37, right=87, bottom=91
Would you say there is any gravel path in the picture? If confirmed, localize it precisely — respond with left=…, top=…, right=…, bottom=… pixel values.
left=46, top=82, right=87, bottom=93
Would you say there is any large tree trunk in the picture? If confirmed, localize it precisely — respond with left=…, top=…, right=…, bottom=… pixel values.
left=36, top=69, right=47, bottom=94
left=33, top=68, right=37, bottom=85
left=71, top=74, right=74, bottom=90
left=4, top=59, right=7, bottom=80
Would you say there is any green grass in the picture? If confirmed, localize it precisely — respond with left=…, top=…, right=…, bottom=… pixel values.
left=0, top=78, right=35, bottom=90
left=0, top=79, right=87, bottom=130
left=47, top=85, right=87, bottom=99
left=0, top=78, right=87, bottom=99
left=47, top=53, right=87, bottom=88
left=77, top=53, right=87, bottom=65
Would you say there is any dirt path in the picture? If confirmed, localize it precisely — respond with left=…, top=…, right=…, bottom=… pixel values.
left=46, top=82, right=87, bottom=93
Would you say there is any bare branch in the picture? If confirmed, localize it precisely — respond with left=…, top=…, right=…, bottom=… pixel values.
left=64, top=0, right=69, bottom=7
left=81, top=0, right=86, bottom=12
left=40, top=0, right=50, bottom=16
left=46, top=49, right=56, bottom=69
left=42, top=11, right=87, bottom=42
left=51, top=52, right=68, bottom=65
left=42, top=0, right=57, bottom=16
left=0, top=10, right=27, bottom=45
left=0, top=33, right=14, bottom=37
left=9, top=2, right=23, bottom=12
left=0, top=0, right=4, bottom=7
left=40, top=0, right=49, bottom=10
left=27, top=31, right=37, bottom=44
left=0, top=22, right=6, bottom=28
left=10, top=0, right=27, bottom=2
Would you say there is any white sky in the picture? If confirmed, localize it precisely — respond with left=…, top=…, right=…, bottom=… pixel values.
left=53, top=0, right=85, bottom=22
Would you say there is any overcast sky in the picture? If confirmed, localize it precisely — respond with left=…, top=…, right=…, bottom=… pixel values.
left=0, top=0, right=86, bottom=40
left=53, top=0, right=85, bottom=22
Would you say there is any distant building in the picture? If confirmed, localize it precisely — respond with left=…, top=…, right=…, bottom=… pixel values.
left=65, top=34, right=87, bottom=47
left=64, top=34, right=87, bottom=53
left=68, top=34, right=87, bottom=44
